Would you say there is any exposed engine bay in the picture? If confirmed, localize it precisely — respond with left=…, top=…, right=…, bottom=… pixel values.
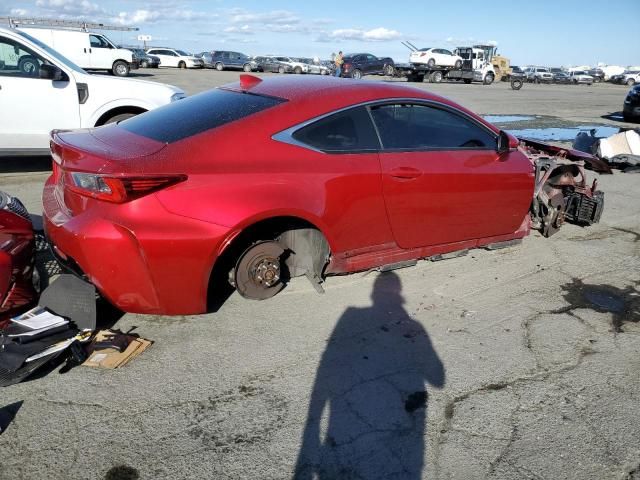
left=521, top=139, right=605, bottom=237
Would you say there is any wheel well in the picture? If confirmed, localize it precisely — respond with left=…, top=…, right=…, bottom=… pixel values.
left=95, top=106, right=146, bottom=126
left=206, top=216, right=330, bottom=309
left=113, top=59, right=129, bottom=66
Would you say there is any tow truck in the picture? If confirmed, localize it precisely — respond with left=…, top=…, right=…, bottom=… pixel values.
left=396, top=42, right=497, bottom=85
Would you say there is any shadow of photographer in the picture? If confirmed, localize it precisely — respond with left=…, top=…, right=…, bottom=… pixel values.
left=295, top=271, right=445, bottom=479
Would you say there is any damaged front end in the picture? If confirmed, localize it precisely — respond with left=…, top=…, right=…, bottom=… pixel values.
left=521, top=139, right=605, bottom=237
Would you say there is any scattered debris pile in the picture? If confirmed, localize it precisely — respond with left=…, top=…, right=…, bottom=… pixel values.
left=0, top=275, right=151, bottom=387
left=573, top=128, right=640, bottom=172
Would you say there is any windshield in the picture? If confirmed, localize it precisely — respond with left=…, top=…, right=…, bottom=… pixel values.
left=14, top=29, right=85, bottom=74
left=176, top=50, right=190, bottom=56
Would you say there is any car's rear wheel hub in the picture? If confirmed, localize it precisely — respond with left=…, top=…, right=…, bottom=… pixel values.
left=234, top=241, right=285, bottom=300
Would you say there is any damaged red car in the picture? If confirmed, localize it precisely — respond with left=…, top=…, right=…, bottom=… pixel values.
left=0, top=191, right=36, bottom=326
left=43, top=75, right=604, bottom=315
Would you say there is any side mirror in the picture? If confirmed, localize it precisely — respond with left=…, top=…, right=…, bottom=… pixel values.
left=497, top=130, right=510, bottom=154
left=39, top=64, right=67, bottom=81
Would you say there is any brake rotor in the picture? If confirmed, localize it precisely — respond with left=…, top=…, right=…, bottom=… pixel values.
left=234, top=241, right=286, bottom=300
left=542, top=192, right=566, bottom=237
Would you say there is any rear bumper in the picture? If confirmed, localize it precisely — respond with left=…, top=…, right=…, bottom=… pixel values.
left=42, top=178, right=232, bottom=315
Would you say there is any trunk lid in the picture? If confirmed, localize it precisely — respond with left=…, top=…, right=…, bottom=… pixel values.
left=51, top=124, right=167, bottom=173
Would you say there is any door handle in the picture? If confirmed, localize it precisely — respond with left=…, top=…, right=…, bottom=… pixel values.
left=389, top=167, right=422, bottom=180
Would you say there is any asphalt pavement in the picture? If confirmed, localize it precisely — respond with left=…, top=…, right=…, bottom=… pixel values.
left=0, top=69, right=638, bottom=480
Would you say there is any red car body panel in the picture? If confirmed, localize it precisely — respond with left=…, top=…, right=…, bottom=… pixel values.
left=0, top=197, right=36, bottom=327
left=43, top=76, right=536, bottom=315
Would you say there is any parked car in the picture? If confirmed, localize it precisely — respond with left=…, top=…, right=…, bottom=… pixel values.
left=524, top=67, right=553, bottom=83
left=587, top=68, right=605, bottom=83
left=256, top=56, right=304, bottom=74
left=503, top=65, right=525, bottom=82
left=195, top=51, right=215, bottom=69
left=409, top=48, right=462, bottom=68
left=340, top=53, right=395, bottom=79
left=43, top=75, right=603, bottom=315
left=122, top=47, right=160, bottom=68
left=197, top=51, right=257, bottom=72
left=0, top=191, right=36, bottom=325
left=293, top=58, right=330, bottom=75
left=550, top=68, right=571, bottom=84
left=145, top=48, right=203, bottom=68
left=275, top=56, right=309, bottom=74
left=601, top=65, right=625, bottom=81
left=610, top=70, right=639, bottom=85
left=569, top=71, right=594, bottom=85
left=623, top=71, right=639, bottom=86
left=623, top=84, right=640, bottom=122
left=0, top=27, right=185, bottom=155
left=18, top=27, right=138, bottom=77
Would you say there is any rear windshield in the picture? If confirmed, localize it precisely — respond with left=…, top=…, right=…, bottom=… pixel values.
left=119, top=88, right=286, bottom=143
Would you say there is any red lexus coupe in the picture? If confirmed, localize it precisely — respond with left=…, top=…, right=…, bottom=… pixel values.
left=43, top=75, right=603, bottom=315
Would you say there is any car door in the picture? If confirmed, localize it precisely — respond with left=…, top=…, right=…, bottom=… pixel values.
left=440, top=49, right=454, bottom=66
left=261, top=57, right=273, bottom=72
left=0, top=35, right=80, bottom=152
left=352, top=55, right=364, bottom=73
left=276, top=106, right=392, bottom=253
left=230, top=52, right=242, bottom=69
left=156, top=49, right=176, bottom=67
left=366, top=54, right=381, bottom=74
left=430, top=49, right=442, bottom=66
left=371, top=102, right=534, bottom=249
left=88, top=34, right=113, bottom=69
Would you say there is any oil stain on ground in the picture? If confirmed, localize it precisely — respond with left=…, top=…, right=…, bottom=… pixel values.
left=104, top=465, right=139, bottom=480
left=554, top=278, right=640, bottom=332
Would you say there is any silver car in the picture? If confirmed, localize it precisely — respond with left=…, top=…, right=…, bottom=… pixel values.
left=293, top=58, right=330, bottom=75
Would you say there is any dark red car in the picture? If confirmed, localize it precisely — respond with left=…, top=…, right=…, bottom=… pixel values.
left=43, top=75, right=604, bottom=315
left=0, top=191, right=36, bottom=327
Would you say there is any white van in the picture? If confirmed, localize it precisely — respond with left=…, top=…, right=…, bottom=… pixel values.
left=0, top=27, right=185, bottom=155
left=18, top=27, right=137, bottom=76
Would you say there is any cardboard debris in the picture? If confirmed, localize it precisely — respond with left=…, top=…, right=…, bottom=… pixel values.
left=597, top=130, right=640, bottom=159
left=82, top=330, right=152, bottom=369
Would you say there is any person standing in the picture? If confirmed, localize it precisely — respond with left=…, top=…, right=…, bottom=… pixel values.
left=334, top=51, right=344, bottom=77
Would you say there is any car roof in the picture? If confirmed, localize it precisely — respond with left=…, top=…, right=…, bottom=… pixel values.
left=225, top=75, right=487, bottom=123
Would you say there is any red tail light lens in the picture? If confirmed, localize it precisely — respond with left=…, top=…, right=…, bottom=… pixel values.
left=66, top=173, right=186, bottom=203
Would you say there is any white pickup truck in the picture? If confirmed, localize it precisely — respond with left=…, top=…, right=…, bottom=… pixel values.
left=0, top=27, right=185, bottom=156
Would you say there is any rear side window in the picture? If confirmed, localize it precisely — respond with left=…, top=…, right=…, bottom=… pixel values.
left=370, top=104, right=496, bottom=150
left=292, top=106, right=380, bottom=153
left=119, top=89, right=286, bottom=143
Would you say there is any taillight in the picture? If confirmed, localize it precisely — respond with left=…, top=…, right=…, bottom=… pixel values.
left=343, top=63, right=351, bottom=70
left=420, top=53, right=426, bottom=57
left=65, top=173, right=186, bottom=203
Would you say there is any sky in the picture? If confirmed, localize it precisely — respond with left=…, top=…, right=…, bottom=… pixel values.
left=2, top=0, right=639, bottom=67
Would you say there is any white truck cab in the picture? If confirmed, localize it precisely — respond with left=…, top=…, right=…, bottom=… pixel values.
left=454, top=45, right=497, bottom=84
left=18, top=27, right=137, bottom=77
left=0, top=27, right=185, bottom=156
